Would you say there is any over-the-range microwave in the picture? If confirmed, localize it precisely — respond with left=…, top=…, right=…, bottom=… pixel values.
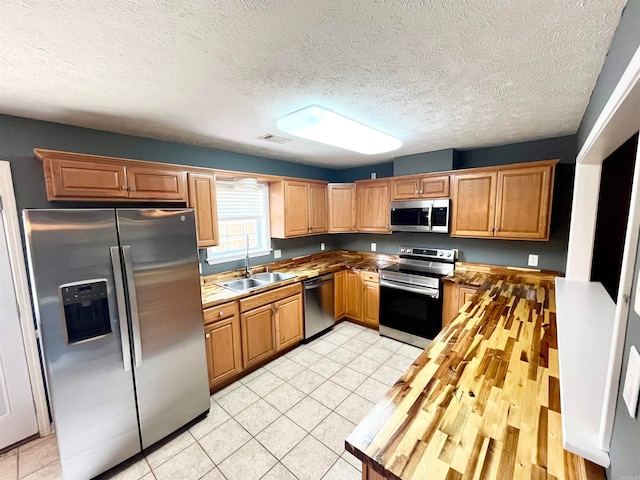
left=390, top=199, right=450, bottom=233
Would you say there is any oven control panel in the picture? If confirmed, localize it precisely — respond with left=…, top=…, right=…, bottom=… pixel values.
left=398, top=246, right=456, bottom=261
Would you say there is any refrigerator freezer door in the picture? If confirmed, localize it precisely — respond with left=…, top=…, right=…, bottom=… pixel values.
left=23, top=209, right=140, bottom=480
left=116, top=209, right=209, bottom=449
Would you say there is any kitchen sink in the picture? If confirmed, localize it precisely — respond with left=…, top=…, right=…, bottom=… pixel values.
left=218, top=277, right=268, bottom=292
left=252, top=272, right=297, bottom=283
left=217, top=272, right=296, bottom=293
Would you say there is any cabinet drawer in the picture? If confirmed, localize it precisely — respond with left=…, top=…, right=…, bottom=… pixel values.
left=360, top=271, right=379, bottom=283
left=239, top=283, right=302, bottom=312
left=203, top=301, right=238, bottom=324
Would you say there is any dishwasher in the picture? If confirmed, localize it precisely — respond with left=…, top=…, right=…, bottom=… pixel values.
left=303, top=273, right=335, bottom=340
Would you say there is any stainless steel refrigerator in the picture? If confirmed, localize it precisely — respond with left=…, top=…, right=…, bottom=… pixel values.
left=23, top=209, right=210, bottom=480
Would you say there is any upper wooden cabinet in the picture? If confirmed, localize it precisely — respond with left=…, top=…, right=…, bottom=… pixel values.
left=450, top=160, right=556, bottom=240
left=188, top=172, right=219, bottom=248
left=392, top=175, right=450, bottom=200
left=450, top=170, right=497, bottom=237
left=308, top=183, right=329, bottom=233
left=356, top=179, right=390, bottom=233
left=270, top=180, right=328, bottom=238
left=494, top=165, right=554, bottom=239
left=37, top=149, right=188, bottom=202
left=328, top=183, right=356, bottom=233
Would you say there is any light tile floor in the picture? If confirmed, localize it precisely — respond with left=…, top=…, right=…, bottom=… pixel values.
left=0, top=322, right=423, bottom=480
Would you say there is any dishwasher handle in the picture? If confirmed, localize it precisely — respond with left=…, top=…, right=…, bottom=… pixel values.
left=304, top=274, right=334, bottom=289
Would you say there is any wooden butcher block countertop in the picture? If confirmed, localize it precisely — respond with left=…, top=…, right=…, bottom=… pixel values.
left=201, top=250, right=396, bottom=308
left=346, top=271, right=605, bottom=480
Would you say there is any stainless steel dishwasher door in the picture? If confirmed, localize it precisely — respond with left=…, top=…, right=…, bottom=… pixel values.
left=303, top=273, right=335, bottom=339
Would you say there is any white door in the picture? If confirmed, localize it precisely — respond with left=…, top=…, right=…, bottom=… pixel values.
left=0, top=211, right=38, bottom=448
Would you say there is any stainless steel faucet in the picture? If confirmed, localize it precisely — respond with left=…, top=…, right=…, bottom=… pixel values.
left=244, top=234, right=252, bottom=277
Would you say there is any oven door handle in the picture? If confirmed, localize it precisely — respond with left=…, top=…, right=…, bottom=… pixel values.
left=380, top=279, right=440, bottom=299
left=426, top=204, right=433, bottom=230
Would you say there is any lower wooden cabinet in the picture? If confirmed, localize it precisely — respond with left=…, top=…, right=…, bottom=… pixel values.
left=442, top=282, right=479, bottom=327
left=275, top=294, right=303, bottom=350
left=334, top=270, right=346, bottom=320
left=362, top=464, right=388, bottom=480
left=239, top=283, right=304, bottom=369
left=362, top=279, right=380, bottom=327
left=345, top=269, right=362, bottom=320
left=241, top=304, right=277, bottom=369
left=343, top=269, right=379, bottom=328
left=203, top=302, right=242, bottom=389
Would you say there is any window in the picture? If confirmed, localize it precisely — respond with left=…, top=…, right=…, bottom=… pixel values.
left=205, top=180, right=271, bottom=264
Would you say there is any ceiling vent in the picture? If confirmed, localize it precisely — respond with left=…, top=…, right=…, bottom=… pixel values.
left=258, top=134, right=292, bottom=144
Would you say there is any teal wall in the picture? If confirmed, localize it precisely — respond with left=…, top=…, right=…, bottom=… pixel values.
left=0, top=114, right=578, bottom=275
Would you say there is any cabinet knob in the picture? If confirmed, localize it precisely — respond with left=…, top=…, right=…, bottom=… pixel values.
left=415, top=190, right=418, bottom=194
left=205, top=333, right=210, bottom=339
left=219, top=311, right=224, bottom=316
left=121, top=185, right=127, bottom=190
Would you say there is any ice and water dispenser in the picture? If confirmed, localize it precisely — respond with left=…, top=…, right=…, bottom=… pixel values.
left=59, top=280, right=112, bottom=344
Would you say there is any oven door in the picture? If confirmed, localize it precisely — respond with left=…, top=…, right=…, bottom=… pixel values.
left=379, top=282, right=442, bottom=343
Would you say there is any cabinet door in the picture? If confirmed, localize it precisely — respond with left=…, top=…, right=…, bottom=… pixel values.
left=458, top=286, right=478, bottom=310
left=420, top=175, right=450, bottom=198
left=284, top=181, right=310, bottom=236
left=204, top=316, right=242, bottom=388
left=356, top=180, right=390, bottom=233
left=334, top=270, right=346, bottom=320
left=391, top=178, right=421, bottom=200
left=362, top=280, right=379, bottom=327
left=188, top=172, right=219, bottom=248
left=450, top=171, right=497, bottom=237
left=328, top=184, right=356, bottom=232
left=495, top=165, right=553, bottom=239
left=441, top=282, right=459, bottom=328
left=308, top=183, right=329, bottom=233
left=127, top=166, right=187, bottom=201
left=345, top=270, right=362, bottom=320
left=241, top=305, right=276, bottom=369
left=275, top=294, right=303, bottom=351
left=47, top=158, right=129, bottom=200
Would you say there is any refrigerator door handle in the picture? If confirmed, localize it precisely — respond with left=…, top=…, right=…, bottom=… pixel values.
left=122, top=245, right=143, bottom=368
left=110, top=247, right=132, bottom=372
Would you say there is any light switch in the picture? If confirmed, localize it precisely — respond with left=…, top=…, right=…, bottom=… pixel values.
left=274, top=249, right=282, bottom=259
left=623, top=346, right=640, bottom=418
left=528, top=254, right=538, bottom=267
left=320, top=243, right=325, bottom=251
left=371, top=243, right=377, bottom=252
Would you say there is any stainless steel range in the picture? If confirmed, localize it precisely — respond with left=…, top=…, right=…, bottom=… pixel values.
left=379, top=246, right=456, bottom=348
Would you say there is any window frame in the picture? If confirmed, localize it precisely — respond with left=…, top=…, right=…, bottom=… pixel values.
left=205, top=181, right=271, bottom=265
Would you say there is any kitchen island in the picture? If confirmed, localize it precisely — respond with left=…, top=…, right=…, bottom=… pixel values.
left=346, top=271, right=605, bottom=480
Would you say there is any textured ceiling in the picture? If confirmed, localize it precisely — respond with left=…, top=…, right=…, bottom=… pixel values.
left=0, top=0, right=628, bottom=168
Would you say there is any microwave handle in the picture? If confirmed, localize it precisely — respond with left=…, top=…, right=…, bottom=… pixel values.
left=427, top=204, right=433, bottom=230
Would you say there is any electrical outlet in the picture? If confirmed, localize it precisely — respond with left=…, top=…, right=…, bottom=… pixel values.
left=623, top=346, right=640, bottom=417
left=528, top=254, right=539, bottom=267
left=371, top=172, right=377, bottom=179
left=199, top=263, right=202, bottom=274
left=371, top=242, right=377, bottom=252
left=320, top=243, right=325, bottom=251
left=273, top=249, right=282, bottom=259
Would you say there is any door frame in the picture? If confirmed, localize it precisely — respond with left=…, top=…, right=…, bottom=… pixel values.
left=565, top=43, right=640, bottom=452
left=0, top=161, right=51, bottom=436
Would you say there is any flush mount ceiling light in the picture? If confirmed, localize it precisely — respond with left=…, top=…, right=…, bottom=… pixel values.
left=276, top=105, right=402, bottom=155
